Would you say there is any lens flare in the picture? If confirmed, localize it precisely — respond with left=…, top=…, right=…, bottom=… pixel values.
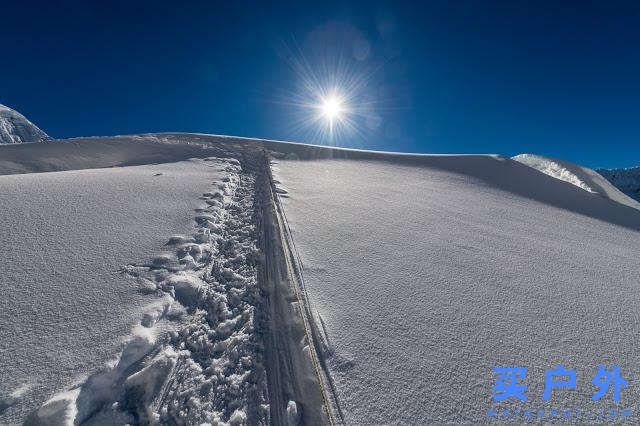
left=274, top=37, right=385, bottom=145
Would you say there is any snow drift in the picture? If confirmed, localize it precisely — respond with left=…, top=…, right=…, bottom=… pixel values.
left=0, top=104, right=49, bottom=144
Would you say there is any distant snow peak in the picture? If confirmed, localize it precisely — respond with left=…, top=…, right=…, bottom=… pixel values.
left=0, top=103, right=49, bottom=144
left=597, top=167, right=640, bottom=203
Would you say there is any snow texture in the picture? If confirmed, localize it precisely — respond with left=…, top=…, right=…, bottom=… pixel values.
left=273, top=153, right=640, bottom=424
left=3, top=133, right=640, bottom=424
left=132, top=156, right=268, bottom=425
left=0, top=104, right=49, bottom=144
left=0, top=157, right=265, bottom=424
left=598, top=166, right=640, bottom=203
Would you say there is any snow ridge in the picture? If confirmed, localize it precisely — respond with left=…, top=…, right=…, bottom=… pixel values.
left=513, top=153, right=640, bottom=210
left=0, top=104, right=49, bottom=144
left=512, top=154, right=595, bottom=193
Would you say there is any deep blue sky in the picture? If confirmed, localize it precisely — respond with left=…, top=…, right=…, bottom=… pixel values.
left=1, top=1, right=639, bottom=168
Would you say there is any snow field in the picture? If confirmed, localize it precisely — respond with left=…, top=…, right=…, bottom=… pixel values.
left=0, top=159, right=230, bottom=424
left=273, top=156, right=640, bottom=424
left=5, top=133, right=639, bottom=424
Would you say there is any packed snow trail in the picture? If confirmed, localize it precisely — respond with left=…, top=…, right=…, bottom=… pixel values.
left=259, top=151, right=337, bottom=425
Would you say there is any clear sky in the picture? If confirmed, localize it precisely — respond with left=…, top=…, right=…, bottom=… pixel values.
left=1, top=1, right=639, bottom=168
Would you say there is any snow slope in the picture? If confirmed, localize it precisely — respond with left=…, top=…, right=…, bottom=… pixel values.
left=0, top=104, right=49, bottom=144
left=597, top=166, right=640, bottom=203
left=273, top=153, right=640, bottom=423
left=0, top=134, right=239, bottom=175
left=0, top=135, right=326, bottom=425
left=3, top=134, right=640, bottom=424
left=513, top=153, right=640, bottom=210
left=0, top=159, right=230, bottom=423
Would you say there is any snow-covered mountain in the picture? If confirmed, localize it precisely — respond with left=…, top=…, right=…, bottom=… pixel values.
left=597, top=167, right=640, bottom=203
left=0, top=103, right=49, bottom=144
left=1, top=135, right=639, bottom=424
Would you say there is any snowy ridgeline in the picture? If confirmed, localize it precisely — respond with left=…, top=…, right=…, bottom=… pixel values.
left=1, top=134, right=640, bottom=424
left=0, top=104, right=49, bottom=144
left=512, top=153, right=597, bottom=192
left=512, top=153, right=640, bottom=210
left=597, top=167, right=640, bottom=203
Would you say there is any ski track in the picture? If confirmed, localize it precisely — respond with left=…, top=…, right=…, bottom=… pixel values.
left=258, top=153, right=329, bottom=426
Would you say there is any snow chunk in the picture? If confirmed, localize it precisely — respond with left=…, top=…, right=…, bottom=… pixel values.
left=26, top=388, right=80, bottom=426
left=229, top=408, right=247, bottom=425
left=166, top=272, right=203, bottom=307
left=286, top=400, right=300, bottom=426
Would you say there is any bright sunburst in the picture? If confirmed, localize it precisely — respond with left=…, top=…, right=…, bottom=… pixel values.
left=320, top=95, right=344, bottom=120
left=274, top=38, right=383, bottom=144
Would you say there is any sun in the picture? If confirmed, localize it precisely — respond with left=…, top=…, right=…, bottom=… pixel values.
left=320, top=95, right=344, bottom=120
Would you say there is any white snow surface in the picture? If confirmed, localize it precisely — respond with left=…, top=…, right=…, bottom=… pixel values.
left=3, top=134, right=640, bottom=424
left=0, top=104, right=49, bottom=144
left=513, top=153, right=640, bottom=210
left=273, top=154, right=640, bottom=424
left=0, top=159, right=233, bottom=423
